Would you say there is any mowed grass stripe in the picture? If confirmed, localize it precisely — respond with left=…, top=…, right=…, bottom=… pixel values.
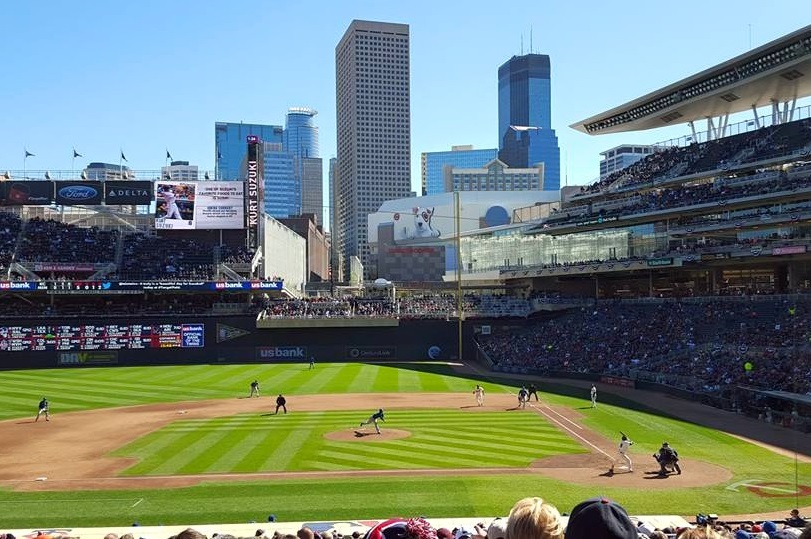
left=410, top=432, right=565, bottom=459
left=128, top=428, right=213, bottom=476
left=260, top=424, right=316, bottom=471
left=345, top=364, right=381, bottom=393
left=175, top=428, right=239, bottom=474
left=395, top=364, right=424, bottom=392
left=351, top=441, right=527, bottom=467
left=114, top=429, right=197, bottom=475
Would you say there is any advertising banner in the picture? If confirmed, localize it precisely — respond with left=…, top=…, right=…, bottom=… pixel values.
left=346, top=346, right=397, bottom=360
left=246, top=137, right=263, bottom=249
left=104, top=181, right=153, bottom=205
left=1, top=181, right=53, bottom=205
left=155, top=181, right=245, bottom=230
left=771, top=245, right=807, bottom=256
left=257, top=346, right=308, bottom=361
left=54, top=181, right=104, bottom=205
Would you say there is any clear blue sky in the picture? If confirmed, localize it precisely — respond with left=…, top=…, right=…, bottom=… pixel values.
left=1, top=1, right=809, bottom=192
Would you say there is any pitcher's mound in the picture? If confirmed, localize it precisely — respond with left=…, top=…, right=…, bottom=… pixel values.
left=325, top=429, right=411, bottom=442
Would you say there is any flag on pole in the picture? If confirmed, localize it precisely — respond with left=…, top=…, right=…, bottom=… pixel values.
left=24, top=149, right=35, bottom=158
left=166, top=150, right=172, bottom=161
left=73, top=148, right=82, bottom=158
left=120, top=151, right=128, bottom=162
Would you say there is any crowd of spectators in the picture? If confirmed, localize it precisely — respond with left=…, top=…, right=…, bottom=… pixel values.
left=16, top=217, right=119, bottom=263
left=118, top=235, right=217, bottom=280
left=259, top=294, right=532, bottom=320
left=547, top=167, right=811, bottom=229
left=0, top=212, right=22, bottom=269
left=576, top=118, right=811, bottom=197
left=478, top=297, right=811, bottom=397
left=2, top=499, right=807, bottom=539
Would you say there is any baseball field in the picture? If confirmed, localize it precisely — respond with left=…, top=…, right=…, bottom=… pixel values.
left=0, top=361, right=809, bottom=528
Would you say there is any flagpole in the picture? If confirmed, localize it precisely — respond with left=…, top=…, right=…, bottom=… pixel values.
left=119, top=150, right=123, bottom=179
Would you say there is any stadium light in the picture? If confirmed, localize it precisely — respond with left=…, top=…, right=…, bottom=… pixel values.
left=204, top=172, right=210, bottom=180
left=44, top=171, right=51, bottom=180
left=80, top=170, right=88, bottom=180
left=2, top=171, right=10, bottom=180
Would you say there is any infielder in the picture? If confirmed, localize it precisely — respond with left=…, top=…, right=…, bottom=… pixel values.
left=518, top=386, right=529, bottom=409
left=249, top=380, right=260, bottom=398
left=360, top=408, right=385, bottom=434
left=473, top=385, right=485, bottom=406
left=35, top=397, right=50, bottom=422
left=590, top=384, right=597, bottom=408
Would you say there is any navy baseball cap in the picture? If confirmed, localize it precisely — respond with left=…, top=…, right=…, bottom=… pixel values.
left=565, top=497, right=637, bottom=539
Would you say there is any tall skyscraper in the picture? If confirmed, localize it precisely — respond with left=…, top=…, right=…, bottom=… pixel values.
left=284, top=108, right=323, bottom=223
left=215, top=122, right=283, bottom=181
left=335, top=19, right=411, bottom=280
left=421, top=145, right=498, bottom=195
left=497, top=54, right=560, bottom=191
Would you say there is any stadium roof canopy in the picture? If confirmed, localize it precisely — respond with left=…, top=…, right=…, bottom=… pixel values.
left=571, top=25, right=811, bottom=135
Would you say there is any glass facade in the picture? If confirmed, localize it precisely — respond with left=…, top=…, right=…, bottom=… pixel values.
left=423, top=147, right=498, bottom=195
left=263, top=143, right=299, bottom=218
left=497, top=54, right=561, bottom=191
left=215, top=122, right=283, bottom=181
left=458, top=223, right=663, bottom=273
left=283, top=108, right=320, bottom=158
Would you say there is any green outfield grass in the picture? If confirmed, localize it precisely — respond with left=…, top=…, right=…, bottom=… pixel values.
left=0, top=362, right=809, bottom=529
left=113, top=409, right=585, bottom=475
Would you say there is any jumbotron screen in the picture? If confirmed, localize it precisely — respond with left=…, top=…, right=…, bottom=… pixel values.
left=155, top=181, right=245, bottom=230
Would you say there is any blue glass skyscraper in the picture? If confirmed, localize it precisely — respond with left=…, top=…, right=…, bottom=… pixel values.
left=283, top=108, right=319, bottom=158
left=215, top=122, right=283, bottom=181
left=497, top=54, right=560, bottom=191
left=263, top=143, right=299, bottom=218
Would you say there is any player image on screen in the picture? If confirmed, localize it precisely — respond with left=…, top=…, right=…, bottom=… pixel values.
left=155, top=182, right=195, bottom=227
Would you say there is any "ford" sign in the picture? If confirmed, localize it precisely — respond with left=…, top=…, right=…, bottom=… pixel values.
left=58, top=185, right=99, bottom=201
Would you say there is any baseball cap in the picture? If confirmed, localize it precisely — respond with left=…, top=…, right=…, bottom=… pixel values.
left=762, top=522, right=777, bottom=535
left=453, top=529, right=472, bottom=539
left=565, top=497, right=637, bottom=539
left=735, top=531, right=753, bottom=539
left=486, top=519, right=507, bottom=539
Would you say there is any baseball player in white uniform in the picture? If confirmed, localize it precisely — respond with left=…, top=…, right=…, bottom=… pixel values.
left=473, top=385, right=485, bottom=406
left=616, top=432, right=634, bottom=472
left=590, top=384, right=597, bottom=408
left=160, top=186, right=182, bottom=220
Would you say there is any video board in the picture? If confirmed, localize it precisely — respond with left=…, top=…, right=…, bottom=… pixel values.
left=0, top=323, right=204, bottom=352
left=155, top=181, right=245, bottom=230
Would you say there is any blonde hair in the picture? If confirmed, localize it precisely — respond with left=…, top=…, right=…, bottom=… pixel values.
left=506, top=497, right=563, bottom=539
left=677, top=526, right=724, bottom=539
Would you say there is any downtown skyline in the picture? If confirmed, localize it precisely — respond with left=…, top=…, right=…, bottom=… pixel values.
left=2, top=1, right=810, bottom=195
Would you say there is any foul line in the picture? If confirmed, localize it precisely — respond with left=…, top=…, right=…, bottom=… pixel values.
left=131, top=498, right=144, bottom=508
left=504, top=388, right=613, bottom=462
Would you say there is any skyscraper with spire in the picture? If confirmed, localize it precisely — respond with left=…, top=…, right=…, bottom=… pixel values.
left=497, top=53, right=560, bottom=190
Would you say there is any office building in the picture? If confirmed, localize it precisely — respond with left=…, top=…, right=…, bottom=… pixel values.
left=263, top=142, right=298, bottom=218
left=84, top=162, right=134, bottom=180
left=283, top=108, right=322, bottom=224
left=599, top=144, right=659, bottom=178
left=215, top=122, right=283, bottom=181
left=161, top=161, right=199, bottom=182
left=421, top=145, right=498, bottom=195
left=497, top=54, right=560, bottom=191
left=444, top=158, right=544, bottom=192
left=335, top=19, right=412, bottom=280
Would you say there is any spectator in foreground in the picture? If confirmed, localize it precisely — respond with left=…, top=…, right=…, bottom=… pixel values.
left=506, top=496, right=564, bottom=539
left=565, top=497, right=637, bottom=539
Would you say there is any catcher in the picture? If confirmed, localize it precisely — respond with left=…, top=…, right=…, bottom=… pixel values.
left=653, top=441, right=681, bottom=476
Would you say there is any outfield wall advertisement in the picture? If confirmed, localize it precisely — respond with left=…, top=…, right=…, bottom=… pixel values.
left=155, top=181, right=245, bottom=230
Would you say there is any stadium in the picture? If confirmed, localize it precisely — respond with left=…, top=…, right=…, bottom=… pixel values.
left=1, top=23, right=811, bottom=539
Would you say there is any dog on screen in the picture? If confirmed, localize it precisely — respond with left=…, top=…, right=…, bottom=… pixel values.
left=410, top=207, right=441, bottom=239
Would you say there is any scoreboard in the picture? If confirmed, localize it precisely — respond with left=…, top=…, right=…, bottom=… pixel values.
left=0, top=323, right=204, bottom=352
